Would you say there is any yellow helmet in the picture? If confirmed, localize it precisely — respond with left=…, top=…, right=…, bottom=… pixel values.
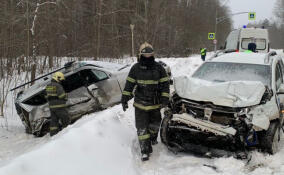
left=139, top=42, right=154, bottom=58
left=52, top=72, right=65, bottom=82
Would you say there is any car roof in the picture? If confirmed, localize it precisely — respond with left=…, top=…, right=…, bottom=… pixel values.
left=240, top=28, right=268, bottom=37
left=16, top=61, right=130, bottom=102
left=69, top=61, right=130, bottom=73
left=209, top=52, right=271, bottom=65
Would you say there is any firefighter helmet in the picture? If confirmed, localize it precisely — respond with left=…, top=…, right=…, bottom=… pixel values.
left=52, top=72, right=65, bottom=82
left=139, top=42, right=154, bottom=58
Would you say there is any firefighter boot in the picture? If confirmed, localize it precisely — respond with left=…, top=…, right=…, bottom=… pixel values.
left=141, top=153, right=149, bottom=161
left=137, top=129, right=151, bottom=161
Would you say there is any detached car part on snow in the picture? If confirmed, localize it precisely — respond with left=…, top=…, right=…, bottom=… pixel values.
left=161, top=52, right=284, bottom=158
left=14, top=61, right=130, bottom=136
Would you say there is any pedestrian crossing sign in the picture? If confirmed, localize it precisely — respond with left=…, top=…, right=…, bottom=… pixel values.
left=208, top=33, right=215, bottom=40
left=249, top=12, right=256, bottom=20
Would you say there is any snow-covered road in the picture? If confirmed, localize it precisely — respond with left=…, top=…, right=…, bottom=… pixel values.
left=1, top=54, right=284, bottom=175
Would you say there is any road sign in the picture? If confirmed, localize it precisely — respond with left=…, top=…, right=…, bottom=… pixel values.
left=213, top=39, right=217, bottom=44
left=248, top=12, right=256, bottom=20
left=208, top=33, right=215, bottom=40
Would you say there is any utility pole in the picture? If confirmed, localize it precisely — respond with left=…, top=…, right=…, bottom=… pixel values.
left=130, top=24, right=135, bottom=57
left=214, top=0, right=229, bottom=52
left=214, top=8, right=218, bottom=52
left=26, top=1, right=30, bottom=59
left=144, top=0, right=148, bottom=41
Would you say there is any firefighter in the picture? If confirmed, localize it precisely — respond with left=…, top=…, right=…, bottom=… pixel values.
left=200, top=48, right=207, bottom=61
left=246, top=43, right=257, bottom=53
left=121, top=42, right=170, bottom=161
left=45, top=72, right=70, bottom=136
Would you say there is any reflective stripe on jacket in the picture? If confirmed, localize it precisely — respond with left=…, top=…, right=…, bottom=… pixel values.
left=121, top=61, right=170, bottom=111
left=245, top=50, right=253, bottom=53
left=45, top=79, right=67, bottom=109
left=200, top=48, right=206, bottom=56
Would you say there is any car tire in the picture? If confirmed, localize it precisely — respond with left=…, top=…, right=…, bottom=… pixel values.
left=160, top=111, right=172, bottom=145
left=25, top=127, right=32, bottom=134
left=36, top=122, right=50, bottom=137
left=260, top=120, right=281, bottom=154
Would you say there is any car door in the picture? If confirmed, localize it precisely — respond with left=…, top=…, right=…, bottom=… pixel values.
left=89, top=69, right=122, bottom=108
left=275, top=59, right=284, bottom=125
left=275, top=61, right=284, bottom=108
left=62, top=69, right=99, bottom=120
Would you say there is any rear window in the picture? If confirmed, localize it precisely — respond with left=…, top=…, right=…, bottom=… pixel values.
left=241, top=38, right=266, bottom=50
left=23, top=91, right=47, bottom=106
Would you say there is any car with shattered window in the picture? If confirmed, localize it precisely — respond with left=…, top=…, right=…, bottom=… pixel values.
left=158, top=60, right=173, bottom=84
left=160, top=51, right=284, bottom=158
left=13, top=61, right=130, bottom=136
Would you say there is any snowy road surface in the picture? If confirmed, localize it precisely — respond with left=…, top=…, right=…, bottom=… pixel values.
left=1, top=54, right=284, bottom=175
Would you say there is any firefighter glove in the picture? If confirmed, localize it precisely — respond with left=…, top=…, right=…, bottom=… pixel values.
left=122, top=102, right=128, bottom=111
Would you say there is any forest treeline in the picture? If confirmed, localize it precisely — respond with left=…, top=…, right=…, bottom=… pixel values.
left=0, top=0, right=232, bottom=61
left=0, top=0, right=233, bottom=117
left=270, top=0, right=284, bottom=49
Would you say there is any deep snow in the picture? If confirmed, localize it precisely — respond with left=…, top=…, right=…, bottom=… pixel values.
left=1, top=53, right=284, bottom=175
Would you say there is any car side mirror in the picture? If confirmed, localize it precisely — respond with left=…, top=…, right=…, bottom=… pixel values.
left=277, top=84, right=284, bottom=94
left=88, top=84, right=98, bottom=91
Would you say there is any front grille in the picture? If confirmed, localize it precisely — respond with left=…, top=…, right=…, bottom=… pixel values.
left=176, top=99, right=240, bottom=126
left=210, top=112, right=235, bottom=125
left=168, top=122, right=238, bottom=151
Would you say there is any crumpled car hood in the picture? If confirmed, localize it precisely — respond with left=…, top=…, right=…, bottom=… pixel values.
left=174, top=76, right=266, bottom=108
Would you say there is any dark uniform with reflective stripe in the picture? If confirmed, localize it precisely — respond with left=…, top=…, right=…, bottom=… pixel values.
left=45, top=79, right=70, bottom=136
left=121, top=60, right=170, bottom=155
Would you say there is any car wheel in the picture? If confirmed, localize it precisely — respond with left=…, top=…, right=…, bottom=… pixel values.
left=160, top=111, right=172, bottom=145
left=25, top=127, right=32, bottom=134
left=36, top=122, right=50, bottom=137
left=260, top=120, right=281, bottom=154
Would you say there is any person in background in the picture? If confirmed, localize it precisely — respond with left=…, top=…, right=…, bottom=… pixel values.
left=200, top=48, right=207, bottom=61
left=121, top=42, right=170, bottom=161
left=45, top=72, right=70, bottom=136
left=245, top=43, right=257, bottom=53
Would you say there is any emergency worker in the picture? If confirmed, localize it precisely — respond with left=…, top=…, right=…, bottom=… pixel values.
left=45, top=72, right=70, bottom=136
left=246, top=43, right=257, bottom=53
left=200, top=48, right=207, bottom=61
left=121, top=42, right=170, bottom=161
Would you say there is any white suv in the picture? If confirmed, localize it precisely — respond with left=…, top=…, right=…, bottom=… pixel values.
left=161, top=51, right=284, bottom=158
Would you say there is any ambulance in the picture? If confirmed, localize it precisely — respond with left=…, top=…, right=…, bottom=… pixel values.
left=224, top=27, right=270, bottom=53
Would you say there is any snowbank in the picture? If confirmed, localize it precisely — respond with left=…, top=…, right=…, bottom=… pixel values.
left=0, top=106, right=139, bottom=175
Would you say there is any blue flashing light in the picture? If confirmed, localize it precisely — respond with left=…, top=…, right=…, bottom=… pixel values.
left=243, top=25, right=247, bottom=28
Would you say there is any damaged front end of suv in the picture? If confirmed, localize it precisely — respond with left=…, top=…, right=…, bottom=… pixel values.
left=162, top=89, right=276, bottom=158
left=161, top=55, right=284, bottom=158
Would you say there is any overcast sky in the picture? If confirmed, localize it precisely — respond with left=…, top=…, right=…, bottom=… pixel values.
left=227, top=0, right=278, bottom=29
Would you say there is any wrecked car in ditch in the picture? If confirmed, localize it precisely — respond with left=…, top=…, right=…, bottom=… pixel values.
left=161, top=52, right=284, bottom=158
left=14, top=61, right=130, bottom=136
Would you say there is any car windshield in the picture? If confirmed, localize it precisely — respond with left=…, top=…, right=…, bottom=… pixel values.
left=192, top=62, right=271, bottom=86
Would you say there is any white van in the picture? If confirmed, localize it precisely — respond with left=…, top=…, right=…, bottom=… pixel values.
left=224, top=28, right=270, bottom=53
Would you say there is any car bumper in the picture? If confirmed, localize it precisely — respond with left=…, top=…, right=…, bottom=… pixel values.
left=171, top=113, right=237, bottom=136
